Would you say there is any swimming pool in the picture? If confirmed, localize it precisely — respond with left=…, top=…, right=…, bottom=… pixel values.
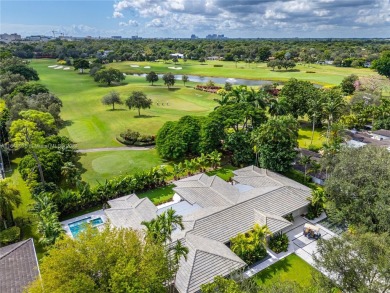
left=68, top=217, right=104, bottom=238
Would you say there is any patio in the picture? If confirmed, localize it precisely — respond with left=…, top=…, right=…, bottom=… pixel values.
left=243, top=216, right=336, bottom=278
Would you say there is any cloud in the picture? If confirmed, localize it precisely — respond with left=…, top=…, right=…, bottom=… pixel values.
left=111, top=0, right=390, bottom=37
left=119, top=20, right=139, bottom=27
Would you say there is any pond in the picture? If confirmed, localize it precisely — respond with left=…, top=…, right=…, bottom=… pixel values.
left=135, top=73, right=274, bottom=86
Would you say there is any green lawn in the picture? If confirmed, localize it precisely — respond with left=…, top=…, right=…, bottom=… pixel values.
left=206, top=165, right=236, bottom=181
left=108, top=60, right=379, bottom=87
left=77, top=149, right=163, bottom=185
left=8, top=158, right=46, bottom=260
left=138, top=184, right=175, bottom=205
left=31, top=59, right=217, bottom=150
left=253, top=254, right=315, bottom=288
left=298, top=126, right=326, bottom=149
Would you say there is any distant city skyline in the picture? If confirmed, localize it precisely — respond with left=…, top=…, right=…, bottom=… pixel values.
left=1, top=0, right=389, bottom=38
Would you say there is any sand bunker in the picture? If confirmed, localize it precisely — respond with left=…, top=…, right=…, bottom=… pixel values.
left=48, top=65, right=58, bottom=68
left=168, top=66, right=182, bottom=70
left=130, top=65, right=139, bottom=68
left=144, top=66, right=151, bottom=69
left=54, top=66, right=64, bottom=69
left=63, top=67, right=71, bottom=70
left=123, top=73, right=126, bottom=76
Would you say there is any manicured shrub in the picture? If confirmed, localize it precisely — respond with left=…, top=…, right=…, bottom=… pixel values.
left=213, top=64, right=223, bottom=67
left=268, top=232, right=289, bottom=253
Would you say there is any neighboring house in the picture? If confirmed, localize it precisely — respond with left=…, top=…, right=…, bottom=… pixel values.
left=344, top=130, right=390, bottom=150
left=293, top=148, right=325, bottom=185
left=372, top=129, right=390, bottom=141
left=0, top=239, right=40, bottom=293
left=105, top=166, right=311, bottom=293
left=170, top=53, right=184, bottom=58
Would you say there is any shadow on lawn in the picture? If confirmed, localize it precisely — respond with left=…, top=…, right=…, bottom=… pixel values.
left=255, top=257, right=293, bottom=284
left=134, top=115, right=159, bottom=119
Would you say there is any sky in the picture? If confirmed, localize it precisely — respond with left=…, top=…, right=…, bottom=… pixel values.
left=0, top=0, right=389, bottom=38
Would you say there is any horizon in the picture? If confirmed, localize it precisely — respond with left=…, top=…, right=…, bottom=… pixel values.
left=1, top=0, right=390, bottom=39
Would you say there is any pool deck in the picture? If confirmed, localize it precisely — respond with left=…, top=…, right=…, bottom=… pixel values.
left=61, top=210, right=108, bottom=238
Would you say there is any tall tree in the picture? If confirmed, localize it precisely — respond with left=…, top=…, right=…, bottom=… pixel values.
left=324, top=146, right=390, bottom=233
left=162, top=72, right=175, bottom=89
left=340, top=74, right=359, bottom=94
left=125, top=91, right=152, bottom=116
left=279, top=78, right=319, bottom=118
left=73, top=58, right=90, bottom=74
left=372, top=50, right=390, bottom=79
left=314, top=232, right=390, bottom=293
left=146, top=71, right=159, bottom=85
left=101, top=91, right=123, bottom=110
left=252, top=115, right=299, bottom=172
left=27, top=226, right=172, bottom=293
left=93, top=68, right=125, bottom=86
left=0, top=179, right=21, bottom=230
left=182, top=74, right=189, bottom=86
left=321, top=88, right=345, bottom=143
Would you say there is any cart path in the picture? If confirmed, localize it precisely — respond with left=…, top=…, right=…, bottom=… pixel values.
left=76, top=146, right=154, bottom=153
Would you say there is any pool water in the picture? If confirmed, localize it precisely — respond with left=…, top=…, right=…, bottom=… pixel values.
left=68, top=217, right=104, bottom=238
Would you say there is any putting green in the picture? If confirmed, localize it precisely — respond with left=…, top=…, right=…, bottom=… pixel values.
left=78, top=149, right=163, bottom=184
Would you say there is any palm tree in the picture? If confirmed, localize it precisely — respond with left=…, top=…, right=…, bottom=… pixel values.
left=208, top=151, right=222, bottom=170
left=230, top=233, right=248, bottom=258
left=171, top=240, right=189, bottom=265
left=184, top=159, right=196, bottom=176
left=309, top=188, right=327, bottom=216
left=322, top=89, right=345, bottom=143
left=251, top=224, right=272, bottom=247
left=37, top=208, right=63, bottom=246
left=163, top=208, right=184, bottom=242
left=172, top=163, right=182, bottom=181
left=213, top=93, right=232, bottom=110
left=299, top=155, right=312, bottom=182
left=196, top=153, right=209, bottom=173
left=0, top=179, right=21, bottom=229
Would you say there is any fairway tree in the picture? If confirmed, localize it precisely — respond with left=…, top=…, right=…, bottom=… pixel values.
left=182, top=74, right=189, bottom=86
left=324, top=146, right=390, bottom=233
left=101, top=91, right=123, bottom=110
left=73, top=58, right=90, bottom=74
left=93, top=68, right=125, bottom=86
left=340, top=74, right=359, bottom=94
left=146, top=71, right=158, bottom=85
left=251, top=115, right=299, bottom=172
left=27, top=226, right=172, bottom=293
left=162, top=72, right=175, bottom=89
left=372, top=50, right=390, bottom=79
left=314, top=232, right=390, bottom=293
left=125, top=91, right=152, bottom=116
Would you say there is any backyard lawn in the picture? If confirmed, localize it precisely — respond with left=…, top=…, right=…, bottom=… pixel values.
left=8, top=158, right=46, bottom=260
left=253, top=254, right=315, bottom=288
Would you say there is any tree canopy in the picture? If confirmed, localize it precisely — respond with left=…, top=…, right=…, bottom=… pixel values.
left=125, top=91, right=152, bottom=116
left=252, top=115, right=299, bottom=172
left=372, top=50, right=390, bottom=79
left=314, top=232, right=390, bottom=293
left=73, top=58, right=90, bottom=74
left=146, top=71, right=158, bottom=85
left=101, top=91, right=123, bottom=110
left=162, top=72, right=175, bottom=88
left=27, top=226, right=172, bottom=293
left=93, top=68, right=125, bottom=86
left=324, top=146, right=390, bottom=233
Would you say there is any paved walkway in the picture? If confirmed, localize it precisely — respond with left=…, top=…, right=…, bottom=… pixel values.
left=77, top=146, right=154, bottom=153
left=243, top=216, right=336, bottom=279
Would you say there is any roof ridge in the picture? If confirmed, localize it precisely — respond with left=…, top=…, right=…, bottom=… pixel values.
left=198, top=249, right=245, bottom=266
left=0, top=238, right=31, bottom=260
left=185, top=246, right=198, bottom=292
left=190, top=186, right=286, bottom=229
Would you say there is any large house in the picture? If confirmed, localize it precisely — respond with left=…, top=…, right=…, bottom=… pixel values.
left=0, top=238, right=40, bottom=293
left=105, top=166, right=311, bottom=292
